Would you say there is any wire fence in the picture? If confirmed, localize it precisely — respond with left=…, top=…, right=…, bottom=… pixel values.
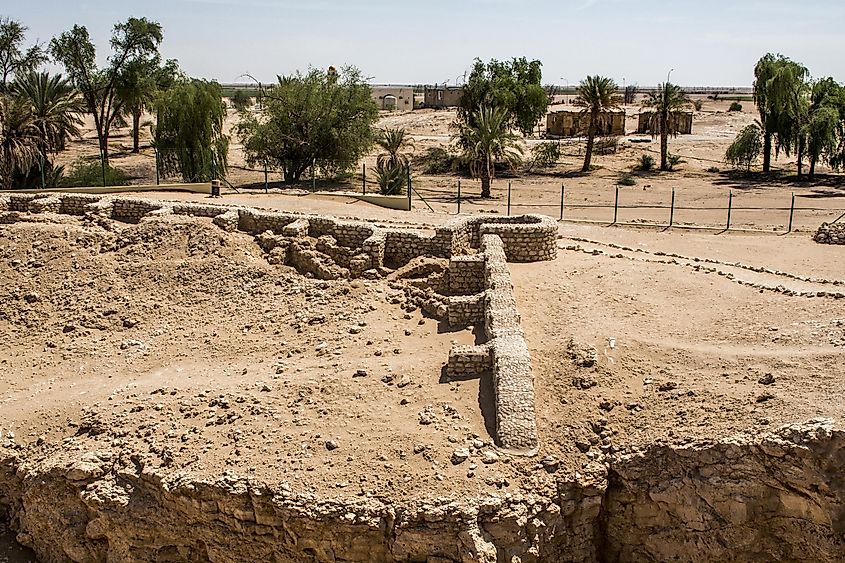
left=415, top=180, right=845, bottom=233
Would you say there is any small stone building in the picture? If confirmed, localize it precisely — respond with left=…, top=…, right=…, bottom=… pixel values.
left=424, top=86, right=464, bottom=109
left=637, top=111, right=693, bottom=135
left=371, top=86, right=414, bottom=111
left=545, top=109, right=626, bottom=138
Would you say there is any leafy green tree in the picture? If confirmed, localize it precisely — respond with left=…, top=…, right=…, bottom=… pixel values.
left=231, top=89, right=252, bottom=112
left=753, top=54, right=809, bottom=174
left=461, top=105, right=523, bottom=198
left=50, top=18, right=163, bottom=163
left=237, top=66, right=378, bottom=183
left=0, top=17, right=46, bottom=88
left=575, top=75, right=621, bottom=172
left=12, top=71, right=84, bottom=161
left=153, top=79, right=228, bottom=182
left=641, top=82, right=691, bottom=171
left=0, top=94, right=40, bottom=188
left=117, top=57, right=180, bottom=153
left=457, top=57, right=548, bottom=137
left=802, top=78, right=845, bottom=178
left=725, top=124, right=763, bottom=171
left=374, top=128, right=413, bottom=195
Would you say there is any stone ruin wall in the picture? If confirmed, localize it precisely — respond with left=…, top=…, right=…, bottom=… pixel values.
left=0, top=192, right=552, bottom=455
left=815, top=221, right=845, bottom=245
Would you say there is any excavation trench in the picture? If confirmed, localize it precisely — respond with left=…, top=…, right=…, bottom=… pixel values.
left=1, top=419, right=843, bottom=562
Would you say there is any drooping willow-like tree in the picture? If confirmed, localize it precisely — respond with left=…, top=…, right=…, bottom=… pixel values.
left=154, top=79, right=228, bottom=182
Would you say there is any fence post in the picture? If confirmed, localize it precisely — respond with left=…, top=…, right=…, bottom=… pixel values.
left=507, top=182, right=512, bottom=216
left=211, top=150, right=216, bottom=182
left=40, top=154, right=45, bottom=189
left=362, top=163, right=366, bottom=195
left=726, top=190, right=733, bottom=231
left=407, top=165, right=412, bottom=210
left=669, top=188, right=676, bottom=227
left=613, top=185, right=619, bottom=224
left=99, top=147, right=107, bottom=187
left=154, top=149, right=160, bottom=185
left=457, top=180, right=461, bottom=214
left=264, top=161, right=268, bottom=193
left=787, top=192, right=795, bottom=233
left=559, top=184, right=565, bottom=221
left=311, top=158, right=316, bottom=190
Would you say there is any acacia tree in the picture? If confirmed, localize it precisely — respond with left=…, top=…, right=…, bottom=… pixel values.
left=50, top=18, right=163, bottom=163
left=575, top=75, right=621, bottom=172
left=461, top=105, right=523, bottom=198
left=237, top=66, right=378, bottom=183
left=456, top=57, right=548, bottom=138
left=117, top=57, right=180, bottom=153
left=154, top=79, right=228, bottom=182
left=641, top=82, right=691, bottom=171
left=0, top=17, right=46, bottom=88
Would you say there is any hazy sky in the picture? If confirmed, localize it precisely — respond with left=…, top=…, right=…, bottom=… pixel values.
left=7, top=0, right=844, bottom=87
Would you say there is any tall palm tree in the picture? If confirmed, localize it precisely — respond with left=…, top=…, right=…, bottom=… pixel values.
left=0, top=94, right=41, bottom=189
left=462, top=105, right=523, bottom=198
left=12, top=71, right=84, bottom=161
left=575, top=75, right=620, bottom=172
left=642, top=82, right=691, bottom=171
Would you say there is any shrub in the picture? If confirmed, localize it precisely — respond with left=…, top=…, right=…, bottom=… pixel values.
left=417, top=147, right=462, bottom=174
left=707, top=166, right=720, bottom=173
left=666, top=153, right=685, bottom=171
left=594, top=136, right=619, bottom=155
left=725, top=124, right=762, bottom=171
left=635, top=154, right=655, bottom=172
left=231, top=89, right=252, bottom=112
left=526, top=141, right=560, bottom=171
left=61, top=161, right=129, bottom=187
left=692, top=99, right=704, bottom=111
left=728, top=102, right=743, bottom=112
left=618, top=172, right=636, bottom=186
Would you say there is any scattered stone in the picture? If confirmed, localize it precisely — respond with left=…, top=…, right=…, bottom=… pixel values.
left=658, top=381, right=678, bottom=392
left=451, top=448, right=470, bottom=465
left=567, top=338, right=597, bottom=367
left=481, top=450, right=499, bottom=464
left=353, top=369, right=368, bottom=378
left=325, top=439, right=339, bottom=451
left=758, top=373, right=775, bottom=385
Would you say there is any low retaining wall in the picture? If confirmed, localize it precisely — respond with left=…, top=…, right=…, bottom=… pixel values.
left=0, top=193, right=558, bottom=268
left=815, top=222, right=845, bottom=245
left=11, top=183, right=211, bottom=195
left=443, top=235, right=539, bottom=454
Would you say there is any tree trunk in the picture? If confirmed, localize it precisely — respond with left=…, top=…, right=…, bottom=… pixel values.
left=582, top=111, right=597, bottom=172
left=132, top=110, right=141, bottom=153
left=660, top=115, right=669, bottom=171
left=481, top=157, right=492, bottom=198
left=796, top=138, right=804, bottom=179
left=809, top=154, right=816, bottom=179
left=762, top=132, right=772, bottom=173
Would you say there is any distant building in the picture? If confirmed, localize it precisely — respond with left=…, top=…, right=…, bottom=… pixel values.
left=545, top=109, right=626, bottom=137
left=424, top=85, right=464, bottom=109
left=371, top=86, right=414, bottom=111
left=637, top=111, right=693, bottom=135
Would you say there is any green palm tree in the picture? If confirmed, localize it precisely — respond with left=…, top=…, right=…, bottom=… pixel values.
left=12, top=71, right=84, bottom=160
left=0, top=94, right=41, bottom=189
left=116, top=59, right=159, bottom=153
left=575, top=76, right=620, bottom=172
left=374, top=127, right=414, bottom=195
left=642, top=82, right=691, bottom=171
left=462, top=105, right=523, bottom=198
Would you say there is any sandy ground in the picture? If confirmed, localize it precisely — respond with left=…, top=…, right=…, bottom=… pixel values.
left=3, top=95, right=844, bottom=558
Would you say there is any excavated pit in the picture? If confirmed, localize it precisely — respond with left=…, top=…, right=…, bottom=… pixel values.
left=1, top=193, right=844, bottom=562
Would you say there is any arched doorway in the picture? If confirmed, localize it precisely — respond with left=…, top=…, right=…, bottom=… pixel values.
left=383, top=94, right=397, bottom=111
